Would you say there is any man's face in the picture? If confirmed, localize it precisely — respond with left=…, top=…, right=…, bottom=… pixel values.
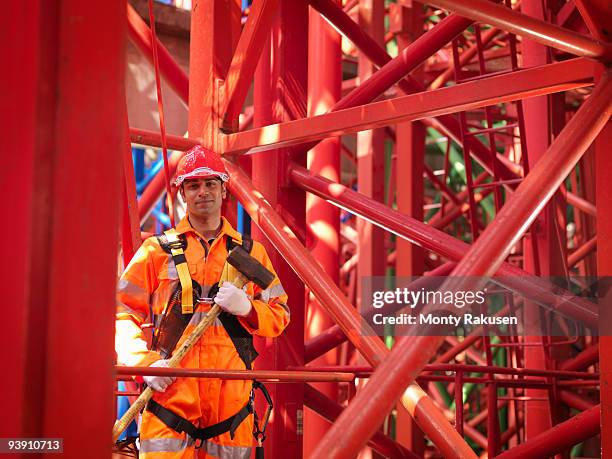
left=180, top=177, right=226, bottom=219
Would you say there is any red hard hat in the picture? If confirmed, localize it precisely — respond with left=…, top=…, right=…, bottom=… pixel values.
left=173, top=145, right=229, bottom=187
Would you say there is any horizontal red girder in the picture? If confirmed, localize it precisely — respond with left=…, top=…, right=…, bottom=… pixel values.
left=130, top=127, right=198, bottom=150
left=222, top=58, right=594, bottom=155
left=116, top=366, right=354, bottom=382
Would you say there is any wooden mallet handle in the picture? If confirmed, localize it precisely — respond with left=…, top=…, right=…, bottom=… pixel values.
left=111, top=272, right=248, bottom=443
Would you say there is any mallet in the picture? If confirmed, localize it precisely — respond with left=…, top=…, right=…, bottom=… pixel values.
left=112, top=245, right=276, bottom=443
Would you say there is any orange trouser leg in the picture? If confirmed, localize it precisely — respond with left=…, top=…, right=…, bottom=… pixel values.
left=139, top=410, right=196, bottom=459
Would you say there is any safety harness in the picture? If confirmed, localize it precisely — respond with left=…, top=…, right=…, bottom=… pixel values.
left=146, top=382, right=271, bottom=450
left=146, top=229, right=270, bottom=451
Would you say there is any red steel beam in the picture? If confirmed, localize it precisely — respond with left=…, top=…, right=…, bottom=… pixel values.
left=222, top=59, right=594, bottom=155
left=305, top=326, right=354, bottom=364
left=304, top=4, right=342, bottom=456
left=250, top=3, right=308, bottom=454
left=594, top=69, right=612, bottom=454
left=424, top=364, right=598, bottom=380
left=303, top=384, right=420, bottom=459
left=116, top=367, right=355, bottom=382
left=296, top=364, right=598, bottom=380
left=559, top=390, right=596, bottom=411
left=520, top=3, right=563, bottom=437
left=49, top=2, right=125, bottom=452
left=560, top=344, right=599, bottom=371
left=2, top=0, right=126, bottom=452
left=220, top=0, right=280, bottom=132
left=3, top=2, right=43, bottom=436
left=417, top=375, right=551, bottom=388
left=564, top=188, right=597, bottom=217
left=310, top=70, right=612, bottom=459
left=126, top=3, right=189, bottom=103
left=121, top=109, right=142, bottom=263
left=130, top=127, right=198, bottom=151
left=355, top=5, right=387, bottom=403
left=568, top=236, right=597, bottom=268
left=225, top=161, right=477, bottom=459
left=494, top=405, right=601, bottom=459
left=427, top=0, right=612, bottom=62
left=289, top=165, right=598, bottom=327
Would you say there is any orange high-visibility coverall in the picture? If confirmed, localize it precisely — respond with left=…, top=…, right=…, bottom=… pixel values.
left=115, top=216, right=290, bottom=459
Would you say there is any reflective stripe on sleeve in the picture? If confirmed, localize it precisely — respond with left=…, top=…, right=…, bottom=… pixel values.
left=116, top=300, right=147, bottom=322
left=118, top=278, right=149, bottom=298
left=260, top=283, right=286, bottom=303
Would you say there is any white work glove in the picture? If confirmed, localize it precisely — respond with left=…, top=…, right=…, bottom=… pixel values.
left=144, top=359, right=176, bottom=392
left=215, top=281, right=252, bottom=317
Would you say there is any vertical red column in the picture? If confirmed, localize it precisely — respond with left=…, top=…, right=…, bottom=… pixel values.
left=304, top=4, right=341, bottom=457
left=595, top=72, right=612, bottom=458
left=1, top=2, right=53, bottom=440
left=520, top=0, right=566, bottom=440
left=1, top=2, right=126, bottom=456
left=189, top=0, right=241, bottom=223
left=391, top=2, right=426, bottom=454
left=253, top=1, right=308, bottom=457
left=356, top=0, right=386, bottom=326
left=188, top=0, right=240, bottom=146
left=355, top=3, right=386, bottom=456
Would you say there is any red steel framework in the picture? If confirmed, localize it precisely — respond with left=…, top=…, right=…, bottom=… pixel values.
left=4, top=0, right=611, bottom=458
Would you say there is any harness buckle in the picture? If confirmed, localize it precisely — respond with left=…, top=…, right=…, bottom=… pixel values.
left=193, top=436, right=205, bottom=449
left=197, top=297, right=215, bottom=304
left=166, top=239, right=186, bottom=251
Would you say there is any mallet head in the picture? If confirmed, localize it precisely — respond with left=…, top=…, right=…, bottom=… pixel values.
left=227, top=246, right=276, bottom=290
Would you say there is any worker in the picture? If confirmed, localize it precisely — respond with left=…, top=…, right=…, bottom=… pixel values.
left=115, top=145, right=290, bottom=459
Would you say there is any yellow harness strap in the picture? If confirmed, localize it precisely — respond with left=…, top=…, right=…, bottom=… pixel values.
left=164, top=229, right=194, bottom=314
